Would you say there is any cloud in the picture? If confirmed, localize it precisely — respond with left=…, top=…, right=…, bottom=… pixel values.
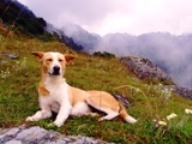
left=18, top=0, right=121, bottom=29
left=17, top=0, right=192, bottom=36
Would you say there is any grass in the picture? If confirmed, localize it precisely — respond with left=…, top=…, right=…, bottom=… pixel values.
left=1, top=25, right=192, bottom=143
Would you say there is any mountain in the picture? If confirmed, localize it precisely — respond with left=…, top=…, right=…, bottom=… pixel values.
left=0, top=0, right=46, bottom=35
left=46, top=22, right=101, bottom=53
left=53, top=23, right=192, bottom=88
left=61, top=22, right=101, bottom=53
left=55, top=25, right=192, bottom=88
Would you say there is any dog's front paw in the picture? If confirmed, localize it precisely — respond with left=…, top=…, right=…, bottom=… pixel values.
left=25, top=116, right=33, bottom=121
left=53, top=120, right=63, bottom=127
left=25, top=116, right=36, bottom=122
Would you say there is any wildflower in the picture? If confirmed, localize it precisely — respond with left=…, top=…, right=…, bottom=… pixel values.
left=185, top=109, right=192, bottom=114
left=135, top=88, right=140, bottom=93
left=0, top=69, right=11, bottom=79
left=153, top=119, right=167, bottom=127
left=20, top=57, right=27, bottom=68
left=158, top=121, right=167, bottom=126
left=162, top=89, right=171, bottom=100
left=166, top=113, right=177, bottom=121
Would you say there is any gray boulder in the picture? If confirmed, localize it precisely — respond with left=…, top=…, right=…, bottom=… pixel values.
left=119, top=55, right=192, bottom=99
left=120, top=55, right=173, bottom=83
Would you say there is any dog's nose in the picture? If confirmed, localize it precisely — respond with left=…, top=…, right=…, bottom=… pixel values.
left=53, top=66, right=60, bottom=75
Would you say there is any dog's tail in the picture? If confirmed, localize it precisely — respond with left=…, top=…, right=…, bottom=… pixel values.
left=119, top=104, right=137, bottom=124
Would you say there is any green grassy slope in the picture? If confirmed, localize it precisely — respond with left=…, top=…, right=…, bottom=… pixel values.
left=1, top=25, right=192, bottom=144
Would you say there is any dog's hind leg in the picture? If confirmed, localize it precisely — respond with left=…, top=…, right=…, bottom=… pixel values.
left=98, top=109, right=119, bottom=121
left=86, top=97, right=119, bottom=121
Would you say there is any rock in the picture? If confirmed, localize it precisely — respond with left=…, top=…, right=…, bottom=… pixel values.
left=157, top=85, right=192, bottom=99
left=0, top=125, right=115, bottom=144
left=0, top=128, right=20, bottom=143
left=5, top=140, right=22, bottom=144
left=120, top=55, right=173, bottom=83
left=113, top=93, right=130, bottom=108
left=0, top=53, right=19, bottom=59
left=174, top=86, right=192, bottom=99
left=16, top=126, right=48, bottom=143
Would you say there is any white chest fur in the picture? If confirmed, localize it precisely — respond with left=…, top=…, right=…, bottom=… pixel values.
left=39, top=77, right=71, bottom=113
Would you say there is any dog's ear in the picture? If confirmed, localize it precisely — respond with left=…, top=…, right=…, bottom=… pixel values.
left=32, top=52, right=44, bottom=62
left=65, top=54, right=76, bottom=65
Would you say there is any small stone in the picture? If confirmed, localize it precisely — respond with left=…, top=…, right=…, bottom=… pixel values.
left=16, top=126, right=47, bottom=141
left=0, top=128, right=19, bottom=139
left=1, top=53, right=19, bottom=59
left=5, top=140, right=22, bottom=144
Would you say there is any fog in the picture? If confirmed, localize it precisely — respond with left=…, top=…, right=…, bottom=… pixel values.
left=59, top=23, right=192, bottom=88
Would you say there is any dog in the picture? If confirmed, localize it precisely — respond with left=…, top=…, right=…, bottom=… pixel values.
left=25, top=51, right=137, bottom=127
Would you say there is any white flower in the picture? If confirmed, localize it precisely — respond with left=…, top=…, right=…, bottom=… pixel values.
left=166, top=113, right=177, bottom=121
left=158, top=121, right=167, bottom=126
left=153, top=119, right=167, bottom=127
left=135, top=88, right=140, bottom=93
left=185, top=109, right=192, bottom=114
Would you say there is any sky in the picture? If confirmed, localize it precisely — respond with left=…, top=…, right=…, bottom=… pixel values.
left=17, top=0, right=192, bottom=36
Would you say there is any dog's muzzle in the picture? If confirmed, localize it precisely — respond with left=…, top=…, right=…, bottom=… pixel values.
left=51, top=66, right=60, bottom=75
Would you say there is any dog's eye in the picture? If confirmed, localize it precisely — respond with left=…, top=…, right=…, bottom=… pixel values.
left=47, top=58, right=53, bottom=62
left=59, top=59, right=63, bottom=62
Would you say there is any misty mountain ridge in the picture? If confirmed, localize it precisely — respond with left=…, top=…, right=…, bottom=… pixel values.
left=61, top=22, right=101, bottom=53
left=52, top=22, right=192, bottom=88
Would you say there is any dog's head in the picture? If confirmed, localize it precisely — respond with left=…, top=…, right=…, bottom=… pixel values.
left=32, top=51, right=75, bottom=76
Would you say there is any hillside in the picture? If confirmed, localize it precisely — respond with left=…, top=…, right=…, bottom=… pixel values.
left=1, top=22, right=192, bottom=143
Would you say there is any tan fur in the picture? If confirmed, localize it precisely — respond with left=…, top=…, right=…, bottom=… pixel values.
left=26, top=51, right=137, bottom=127
left=65, top=55, right=77, bottom=65
left=38, top=84, right=50, bottom=96
left=68, top=86, right=90, bottom=106
left=86, top=90, right=136, bottom=122
left=87, top=91, right=120, bottom=111
left=119, top=104, right=130, bottom=122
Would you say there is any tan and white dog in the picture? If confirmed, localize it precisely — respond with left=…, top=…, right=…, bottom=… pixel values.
left=26, top=51, right=137, bottom=127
